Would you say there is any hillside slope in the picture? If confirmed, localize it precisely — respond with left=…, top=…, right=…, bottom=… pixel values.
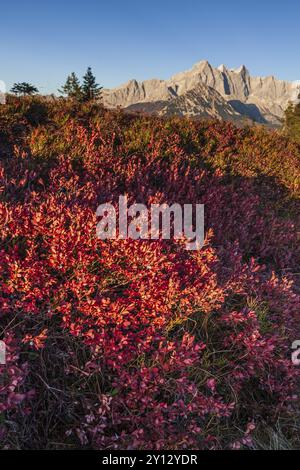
left=127, top=83, right=246, bottom=123
left=0, top=99, right=300, bottom=449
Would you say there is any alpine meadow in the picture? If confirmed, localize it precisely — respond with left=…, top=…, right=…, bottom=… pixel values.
left=1, top=0, right=300, bottom=454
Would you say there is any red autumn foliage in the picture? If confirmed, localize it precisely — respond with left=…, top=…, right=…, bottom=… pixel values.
left=0, top=98, right=299, bottom=449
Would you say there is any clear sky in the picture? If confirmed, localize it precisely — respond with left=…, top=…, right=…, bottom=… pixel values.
left=1, top=0, right=299, bottom=94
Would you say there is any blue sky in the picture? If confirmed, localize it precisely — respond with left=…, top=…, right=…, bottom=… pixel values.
left=1, top=0, right=299, bottom=94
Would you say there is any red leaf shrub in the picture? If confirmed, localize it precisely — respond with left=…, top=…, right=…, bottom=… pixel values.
left=0, top=101, right=299, bottom=449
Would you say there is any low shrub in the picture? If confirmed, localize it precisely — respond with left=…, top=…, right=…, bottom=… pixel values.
left=0, top=100, right=299, bottom=449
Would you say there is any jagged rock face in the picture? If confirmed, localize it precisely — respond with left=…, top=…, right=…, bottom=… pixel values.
left=169, top=61, right=252, bottom=101
left=102, top=79, right=173, bottom=108
left=103, top=60, right=300, bottom=126
left=127, top=83, right=244, bottom=123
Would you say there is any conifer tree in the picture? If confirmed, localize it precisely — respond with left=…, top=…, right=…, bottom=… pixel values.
left=284, top=97, right=300, bottom=142
left=59, top=72, right=82, bottom=100
left=10, top=82, right=39, bottom=96
left=81, top=67, right=102, bottom=102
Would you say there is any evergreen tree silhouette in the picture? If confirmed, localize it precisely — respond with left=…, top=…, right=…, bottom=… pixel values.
left=10, top=82, right=39, bottom=96
left=81, top=67, right=102, bottom=102
left=59, top=73, right=82, bottom=100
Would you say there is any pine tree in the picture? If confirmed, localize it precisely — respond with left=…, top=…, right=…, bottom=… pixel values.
left=81, top=67, right=102, bottom=102
left=284, top=97, right=300, bottom=142
left=10, top=82, right=39, bottom=96
left=59, top=73, right=82, bottom=100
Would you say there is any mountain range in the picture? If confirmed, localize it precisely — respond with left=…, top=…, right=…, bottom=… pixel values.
left=103, top=60, right=300, bottom=126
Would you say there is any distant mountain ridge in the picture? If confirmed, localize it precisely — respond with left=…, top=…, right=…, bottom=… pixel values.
left=103, top=60, right=300, bottom=125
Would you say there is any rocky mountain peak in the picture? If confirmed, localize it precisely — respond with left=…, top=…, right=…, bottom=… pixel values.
left=233, top=65, right=249, bottom=76
left=103, top=61, right=300, bottom=126
left=218, top=64, right=228, bottom=73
